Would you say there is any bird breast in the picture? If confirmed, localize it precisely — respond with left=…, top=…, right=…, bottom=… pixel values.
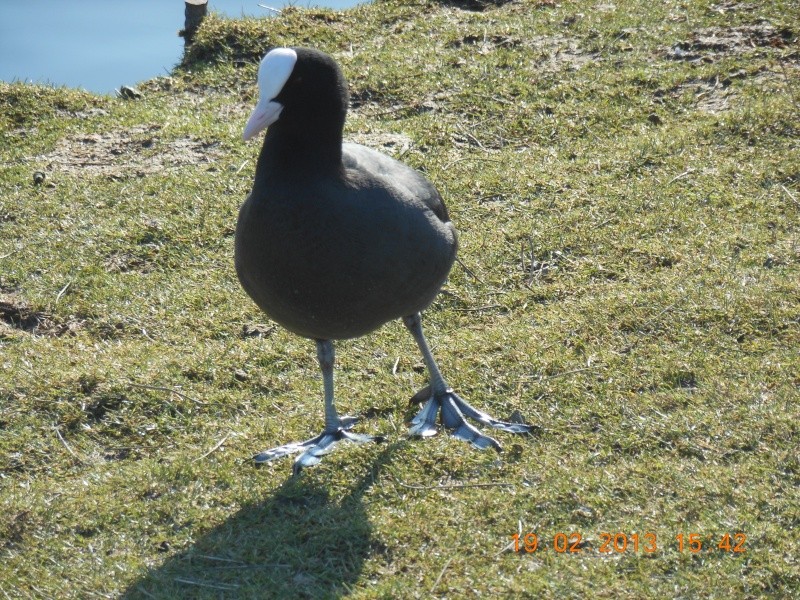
left=234, top=175, right=456, bottom=340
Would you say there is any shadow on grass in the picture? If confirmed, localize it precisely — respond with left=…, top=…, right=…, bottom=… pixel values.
left=122, top=443, right=403, bottom=599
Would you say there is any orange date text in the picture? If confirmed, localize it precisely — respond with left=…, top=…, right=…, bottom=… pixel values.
left=509, top=532, right=747, bottom=554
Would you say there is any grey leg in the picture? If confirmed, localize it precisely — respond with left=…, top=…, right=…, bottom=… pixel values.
left=318, top=339, right=356, bottom=432
left=254, top=339, right=377, bottom=474
left=402, top=313, right=532, bottom=451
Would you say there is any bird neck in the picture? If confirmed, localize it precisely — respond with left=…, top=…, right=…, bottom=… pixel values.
left=254, top=114, right=345, bottom=183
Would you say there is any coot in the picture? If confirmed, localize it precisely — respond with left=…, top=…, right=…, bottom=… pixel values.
left=237, top=47, right=531, bottom=473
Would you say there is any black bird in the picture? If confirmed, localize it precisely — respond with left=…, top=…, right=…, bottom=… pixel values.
left=237, top=47, right=531, bottom=473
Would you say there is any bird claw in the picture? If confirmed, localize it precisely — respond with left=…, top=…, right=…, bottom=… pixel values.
left=254, top=416, right=379, bottom=474
left=408, top=397, right=440, bottom=437
left=408, top=388, right=532, bottom=451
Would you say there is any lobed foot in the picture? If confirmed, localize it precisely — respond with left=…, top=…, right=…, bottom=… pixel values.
left=409, top=389, right=532, bottom=451
left=254, top=416, right=379, bottom=475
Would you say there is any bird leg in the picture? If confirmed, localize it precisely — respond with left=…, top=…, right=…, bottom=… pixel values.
left=254, top=339, right=378, bottom=474
left=402, top=313, right=532, bottom=450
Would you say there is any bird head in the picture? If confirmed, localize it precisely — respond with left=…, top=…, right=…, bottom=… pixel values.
left=242, top=47, right=297, bottom=141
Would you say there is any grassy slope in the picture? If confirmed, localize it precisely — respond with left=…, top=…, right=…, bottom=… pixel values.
left=1, top=0, right=798, bottom=597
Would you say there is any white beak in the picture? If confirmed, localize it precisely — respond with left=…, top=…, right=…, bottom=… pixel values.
left=242, top=100, right=284, bottom=141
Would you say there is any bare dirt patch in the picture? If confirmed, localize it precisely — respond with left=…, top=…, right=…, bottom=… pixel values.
left=0, top=297, right=82, bottom=337
left=656, top=72, right=744, bottom=113
left=447, top=33, right=522, bottom=53
left=667, top=23, right=794, bottom=62
left=436, top=0, right=518, bottom=11
left=654, top=63, right=797, bottom=114
left=445, top=31, right=595, bottom=71
left=528, top=34, right=599, bottom=71
left=103, top=251, right=152, bottom=274
left=36, top=124, right=222, bottom=179
left=708, top=1, right=757, bottom=14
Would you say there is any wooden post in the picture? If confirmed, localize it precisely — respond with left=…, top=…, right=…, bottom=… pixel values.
left=181, top=0, right=208, bottom=46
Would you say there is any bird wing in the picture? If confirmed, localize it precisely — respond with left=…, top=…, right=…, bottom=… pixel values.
left=342, top=142, right=450, bottom=223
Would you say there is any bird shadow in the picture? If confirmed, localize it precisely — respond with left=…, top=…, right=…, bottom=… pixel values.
left=121, top=443, right=403, bottom=599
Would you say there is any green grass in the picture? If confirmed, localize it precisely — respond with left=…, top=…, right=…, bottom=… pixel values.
left=1, top=0, right=798, bottom=597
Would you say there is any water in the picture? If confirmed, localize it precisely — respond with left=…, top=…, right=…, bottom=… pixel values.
left=0, top=0, right=362, bottom=95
